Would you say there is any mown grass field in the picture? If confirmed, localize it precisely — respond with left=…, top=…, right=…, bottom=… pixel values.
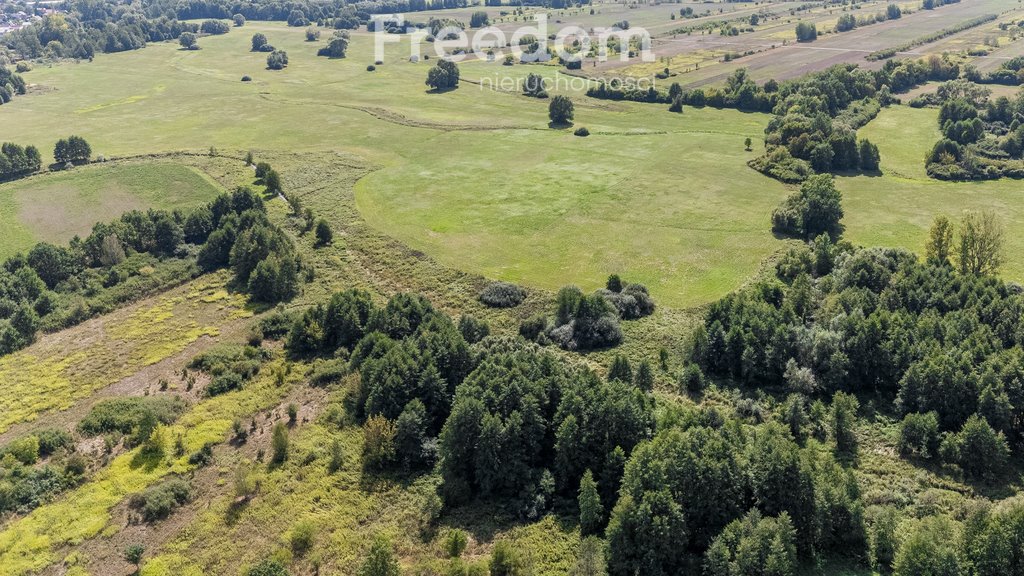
left=841, top=104, right=1024, bottom=283
left=0, top=23, right=788, bottom=307
left=0, top=161, right=222, bottom=259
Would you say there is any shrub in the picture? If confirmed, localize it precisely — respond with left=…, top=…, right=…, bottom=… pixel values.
left=78, top=397, right=186, bottom=437
left=247, top=559, right=288, bottom=576
left=490, top=540, right=523, bottom=576
left=360, top=536, right=400, bottom=576
left=479, top=281, right=526, bottom=307
left=519, top=315, right=548, bottom=341
left=201, top=20, right=229, bottom=35
left=188, top=443, right=214, bottom=466
left=314, top=220, right=333, bottom=246
left=1, top=435, right=39, bottom=464
left=291, top=521, right=316, bottom=556
left=680, top=363, right=706, bottom=393
left=574, top=127, right=590, bottom=136
left=267, top=50, right=289, bottom=70
left=367, top=65, right=376, bottom=71
left=898, top=412, right=939, bottom=458
left=241, top=75, right=252, bottom=82
left=598, top=282, right=655, bottom=319
left=549, top=95, right=574, bottom=125
left=309, top=358, right=348, bottom=386
left=129, top=477, right=191, bottom=521
left=35, top=429, right=73, bottom=457
left=125, top=544, right=145, bottom=566
left=271, top=422, right=289, bottom=464
left=251, top=33, right=270, bottom=52
left=318, top=37, right=349, bottom=58
left=444, top=529, right=468, bottom=557
left=362, top=415, right=396, bottom=470
left=458, top=315, right=490, bottom=344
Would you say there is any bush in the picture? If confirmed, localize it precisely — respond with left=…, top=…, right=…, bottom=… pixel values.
left=1, top=435, right=39, bottom=464
left=201, top=20, right=229, bottom=35
left=314, top=219, right=333, bottom=247
left=598, top=282, right=655, bottom=319
left=247, top=559, right=288, bottom=576
left=367, top=65, right=376, bottom=71
left=458, top=315, right=490, bottom=344
left=549, top=95, right=574, bottom=125
left=444, top=529, right=468, bottom=557
left=129, top=477, right=191, bottom=521
left=795, top=22, right=817, bottom=42
left=426, top=59, right=460, bottom=90
left=574, top=127, right=590, bottom=137
left=271, top=422, right=289, bottom=464
left=898, top=412, right=939, bottom=458
left=241, top=75, right=252, bottom=82
left=309, top=358, right=348, bottom=386
left=267, top=50, right=289, bottom=70
left=490, top=540, right=523, bottom=576
left=78, top=397, right=186, bottom=437
left=479, top=281, right=526, bottom=308
left=125, top=544, right=145, bottom=566
left=680, top=363, right=706, bottom=393
left=291, top=521, right=316, bottom=555
left=35, top=429, right=73, bottom=457
left=548, top=288, right=622, bottom=350
left=519, top=315, right=548, bottom=341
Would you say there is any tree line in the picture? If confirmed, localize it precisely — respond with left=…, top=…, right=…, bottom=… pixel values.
left=3, top=7, right=198, bottom=60
left=923, top=79, right=1024, bottom=180
left=0, top=171, right=304, bottom=357
left=0, top=65, right=26, bottom=105
left=585, top=58, right=957, bottom=182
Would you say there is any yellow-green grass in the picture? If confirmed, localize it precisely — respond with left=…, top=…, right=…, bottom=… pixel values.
left=0, top=24, right=788, bottom=308
left=141, top=391, right=579, bottom=576
left=839, top=104, right=1024, bottom=284
left=0, top=355, right=296, bottom=576
left=0, top=272, right=249, bottom=435
left=0, top=161, right=222, bottom=259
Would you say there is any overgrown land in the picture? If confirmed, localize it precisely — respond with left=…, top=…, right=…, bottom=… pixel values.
left=1, top=0, right=1024, bottom=575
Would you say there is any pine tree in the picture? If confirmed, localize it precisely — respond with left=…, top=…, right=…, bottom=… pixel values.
left=578, top=469, right=604, bottom=535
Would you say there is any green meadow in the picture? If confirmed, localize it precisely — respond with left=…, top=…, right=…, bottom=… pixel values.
left=0, top=162, right=221, bottom=258
left=842, top=104, right=1024, bottom=283
left=0, top=23, right=784, bottom=308
left=3, top=23, right=1024, bottom=307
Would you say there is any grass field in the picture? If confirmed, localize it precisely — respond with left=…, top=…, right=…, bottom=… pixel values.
left=0, top=24, right=787, bottom=308
left=5, top=9, right=1024, bottom=576
left=841, top=104, right=1024, bottom=284
left=0, top=161, right=222, bottom=258
left=3, top=18, right=1024, bottom=305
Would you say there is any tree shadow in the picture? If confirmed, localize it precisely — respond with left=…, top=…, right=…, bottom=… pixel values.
left=426, top=86, right=459, bottom=94
left=548, top=120, right=574, bottom=129
left=129, top=449, right=164, bottom=472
